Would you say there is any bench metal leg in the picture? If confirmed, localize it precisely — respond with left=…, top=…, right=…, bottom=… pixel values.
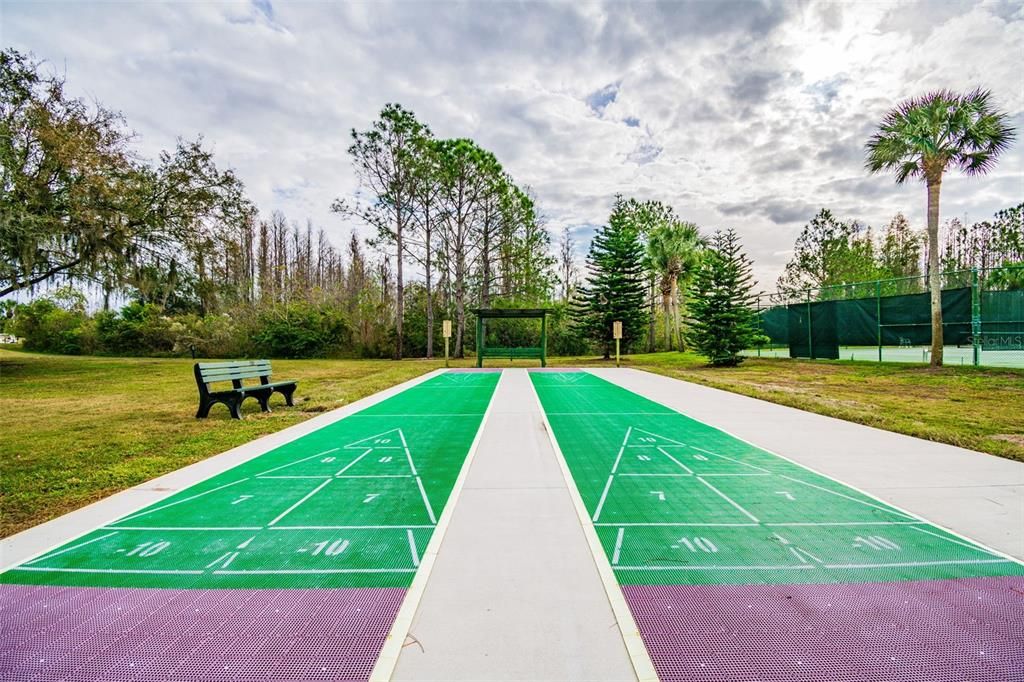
left=196, top=400, right=212, bottom=419
left=278, top=384, right=297, bottom=407
left=227, top=396, right=243, bottom=420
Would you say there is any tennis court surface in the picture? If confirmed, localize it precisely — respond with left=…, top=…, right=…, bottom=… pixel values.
left=0, top=371, right=499, bottom=681
left=531, top=370, right=1024, bottom=682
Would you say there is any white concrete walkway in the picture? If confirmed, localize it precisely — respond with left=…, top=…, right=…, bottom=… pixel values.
left=591, top=368, right=1024, bottom=560
left=392, top=369, right=635, bottom=681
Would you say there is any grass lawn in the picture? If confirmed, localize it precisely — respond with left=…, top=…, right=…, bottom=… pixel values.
left=598, top=352, right=1024, bottom=464
left=2, top=349, right=1022, bottom=537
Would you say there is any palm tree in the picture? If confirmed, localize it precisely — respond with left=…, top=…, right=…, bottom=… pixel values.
left=865, top=89, right=1014, bottom=366
left=646, top=220, right=704, bottom=350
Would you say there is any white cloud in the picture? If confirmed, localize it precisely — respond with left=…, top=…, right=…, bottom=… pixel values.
left=3, top=0, right=1022, bottom=293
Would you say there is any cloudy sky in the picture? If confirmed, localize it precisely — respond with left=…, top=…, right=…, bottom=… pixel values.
left=4, top=0, right=1023, bottom=289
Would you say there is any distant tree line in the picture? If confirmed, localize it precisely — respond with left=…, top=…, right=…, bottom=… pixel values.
left=0, top=49, right=575, bottom=359
left=775, top=203, right=1023, bottom=301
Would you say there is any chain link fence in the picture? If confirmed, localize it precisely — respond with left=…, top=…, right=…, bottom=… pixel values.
left=752, top=265, right=1024, bottom=368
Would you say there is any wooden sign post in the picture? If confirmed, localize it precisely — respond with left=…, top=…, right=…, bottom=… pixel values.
left=612, top=320, right=623, bottom=368
left=442, top=320, right=452, bottom=368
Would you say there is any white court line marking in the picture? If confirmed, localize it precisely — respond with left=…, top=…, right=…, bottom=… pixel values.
left=595, top=522, right=758, bottom=527
left=103, top=526, right=262, bottom=531
left=214, top=568, right=417, bottom=575
left=628, top=427, right=687, bottom=447
left=777, top=474, right=918, bottom=519
left=267, top=479, right=332, bottom=526
left=611, top=528, right=625, bottom=565
left=398, top=429, right=418, bottom=476
left=618, top=473, right=691, bottom=477
left=407, top=529, right=420, bottom=567
left=907, top=525, right=1006, bottom=555
left=529, top=377, right=658, bottom=682
left=613, top=564, right=814, bottom=571
left=592, top=476, right=615, bottom=522
left=589, top=369, right=1024, bottom=570
left=768, top=521, right=925, bottom=527
left=415, top=476, right=437, bottom=524
left=271, top=524, right=435, bottom=530
left=24, top=532, right=118, bottom=565
left=699, top=473, right=771, bottom=477
left=695, top=476, right=760, bottom=523
left=826, top=559, right=1011, bottom=569
left=345, top=428, right=408, bottom=450
left=257, top=475, right=331, bottom=479
left=688, top=446, right=772, bottom=473
left=544, top=412, right=671, bottom=416
left=350, top=413, right=480, bottom=417
left=610, top=427, right=633, bottom=474
left=12, top=567, right=203, bottom=575
left=205, top=552, right=239, bottom=569
left=116, top=479, right=249, bottom=523
left=592, top=428, right=633, bottom=522
left=337, top=475, right=413, bottom=479
left=334, top=448, right=372, bottom=476
left=657, top=446, right=694, bottom=474
left=254, top=448, right=340, bottom=477
left=369, top=370, right=502, bottom=682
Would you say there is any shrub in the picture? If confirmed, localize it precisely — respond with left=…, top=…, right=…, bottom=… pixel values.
left=10, top=289, right=90, bottom=355
left=252, top=303, right=352, bottom=358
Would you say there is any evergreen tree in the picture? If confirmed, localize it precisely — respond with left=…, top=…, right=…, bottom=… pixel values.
left=686, top=229, right=758, bottom=367
left=572, top=197, right=649, bottom=358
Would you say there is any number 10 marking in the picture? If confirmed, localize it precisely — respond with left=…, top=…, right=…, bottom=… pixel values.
left=676, top=537, right=718, bottom=553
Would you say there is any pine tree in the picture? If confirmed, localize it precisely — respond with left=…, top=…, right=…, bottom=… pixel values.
left=686, top=229, right=758, bottom=366
left=572, top=198, right=649, bottom=358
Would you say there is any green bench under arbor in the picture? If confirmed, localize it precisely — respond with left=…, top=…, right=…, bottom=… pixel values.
left=480, top=346, right=545, bottom=360
left=472, top=308, right=550, bottom=367
left=193, top=360, right=297, bottom=419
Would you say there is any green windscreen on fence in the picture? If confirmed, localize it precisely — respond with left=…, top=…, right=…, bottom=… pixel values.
left=981, top=289, right=1024, bottom=349
left=762, top=287, right=978, bottom=351
left=787, top=301, right=839, bottom=359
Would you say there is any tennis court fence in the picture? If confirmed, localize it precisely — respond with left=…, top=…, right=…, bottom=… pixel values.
left=752, top=265, right=1024, bottom=368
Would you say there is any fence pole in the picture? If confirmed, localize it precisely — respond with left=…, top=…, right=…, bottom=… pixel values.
left=971, top=268, right=981, bottom=367
left=876, top=279, right=882, bottom=362
left=806, top=290, right=813, bottom=359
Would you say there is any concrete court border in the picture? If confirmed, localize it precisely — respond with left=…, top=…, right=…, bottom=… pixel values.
left=1, top=367, right=447, bottom=570
left=588, top=367, right=1024, bottom=561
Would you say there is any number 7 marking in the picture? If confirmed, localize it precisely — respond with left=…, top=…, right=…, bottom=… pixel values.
left=363, top=493, right=381, bottom=503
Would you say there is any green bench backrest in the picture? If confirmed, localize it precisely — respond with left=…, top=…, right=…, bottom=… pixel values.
left=481, top=347, right=543, bottom=357
left=197, top=360, right=273, bottom=384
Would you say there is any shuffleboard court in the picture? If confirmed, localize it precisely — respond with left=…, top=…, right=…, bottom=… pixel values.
left=0, top=370, right=499, bottom=681
left=530, top=370, right=1024, bottom=682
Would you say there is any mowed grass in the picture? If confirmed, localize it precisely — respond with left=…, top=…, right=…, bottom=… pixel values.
left=3, top=349, right=1023, bottom=537
left=0, top=350, right=455, bottom=537
left=581, top=352, right=1024, bottom=464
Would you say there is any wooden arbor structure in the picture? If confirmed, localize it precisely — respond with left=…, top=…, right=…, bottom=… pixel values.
left=472, top=308, right=550, bottom=367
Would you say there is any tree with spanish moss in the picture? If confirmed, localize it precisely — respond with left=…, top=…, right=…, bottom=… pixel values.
left=865, top=89, right=1015, bottom=366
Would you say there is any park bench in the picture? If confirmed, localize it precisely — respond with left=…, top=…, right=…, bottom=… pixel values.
left=193, top=360, right=297, bottom=419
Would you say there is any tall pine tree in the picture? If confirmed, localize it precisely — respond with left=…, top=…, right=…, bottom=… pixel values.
left=573, top=197, right=649, bottom=358
left=686, top=229, right=758, bottom=366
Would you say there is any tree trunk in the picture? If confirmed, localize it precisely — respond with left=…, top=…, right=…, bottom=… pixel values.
left=662, top=286, right=672, bottom=351
left=647, top=276, right=656, bottom=353
left=395, top=210, right=404, bottom=361
left=425, top=219, right=434, bottom=359
left=672, top=277, right=684, bottom=352
left=926, top=178, right=943, bottom=367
